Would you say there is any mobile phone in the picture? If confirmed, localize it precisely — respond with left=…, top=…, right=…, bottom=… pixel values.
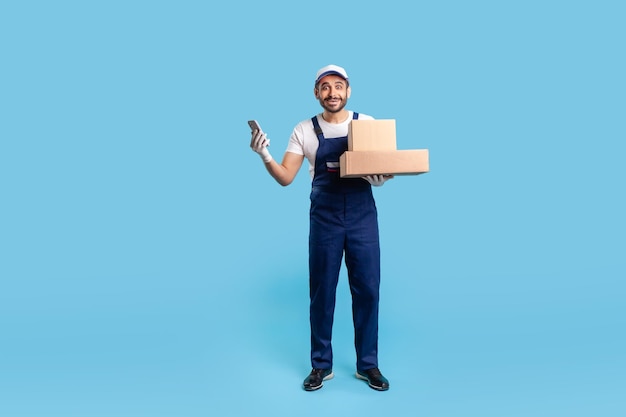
left=248, top=120, right=262, bottom=133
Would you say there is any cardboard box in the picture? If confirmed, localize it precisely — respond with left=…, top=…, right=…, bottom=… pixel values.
left=348, top=119, right=397, bottom=151
left=340, top=149, right=429, bottom=177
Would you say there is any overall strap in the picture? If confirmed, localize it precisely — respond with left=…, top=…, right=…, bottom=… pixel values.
left=353, top=112, right=359, bottom=120
left=311, top=116, right=325, bottom=141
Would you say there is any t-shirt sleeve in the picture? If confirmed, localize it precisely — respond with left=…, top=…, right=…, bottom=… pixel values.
left=285, top=122, right=306, bottom=155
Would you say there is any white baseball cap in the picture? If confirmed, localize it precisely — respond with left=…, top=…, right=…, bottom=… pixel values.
left=315, top=64, right=349, bottom=85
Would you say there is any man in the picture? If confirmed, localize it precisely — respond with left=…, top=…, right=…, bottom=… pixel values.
left=249, top=64, right=392, bottom=391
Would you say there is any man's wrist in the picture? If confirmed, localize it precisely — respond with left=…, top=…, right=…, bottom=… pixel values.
left=259, top=148, right=273, bottom=163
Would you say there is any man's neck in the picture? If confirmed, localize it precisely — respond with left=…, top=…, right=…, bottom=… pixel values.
left=321, top=110, right=349, bottom=124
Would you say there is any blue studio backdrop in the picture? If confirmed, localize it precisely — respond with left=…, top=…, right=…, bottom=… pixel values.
left=1, top=1, right=624, bottom=416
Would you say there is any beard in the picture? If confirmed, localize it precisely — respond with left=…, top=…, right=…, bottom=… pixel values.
left=318, top=95, right=348, bottom=113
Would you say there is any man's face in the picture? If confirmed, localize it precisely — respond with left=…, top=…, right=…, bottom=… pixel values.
left=314, top=75, right=351, bottom=113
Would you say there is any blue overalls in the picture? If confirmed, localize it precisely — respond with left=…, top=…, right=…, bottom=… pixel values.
left=308, top=112, right=381, bottom=372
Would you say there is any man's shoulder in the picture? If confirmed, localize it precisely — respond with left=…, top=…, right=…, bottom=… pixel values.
left=293, top=117, right=315, bottom=131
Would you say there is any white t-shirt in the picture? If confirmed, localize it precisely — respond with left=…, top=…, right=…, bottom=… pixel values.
left=285, top=111, right=374, bottom=179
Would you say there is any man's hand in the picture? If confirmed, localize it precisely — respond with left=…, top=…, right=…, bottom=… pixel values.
left=250, top=129, right=273, bottom=163
left=363, top=174, right=394, bottom=186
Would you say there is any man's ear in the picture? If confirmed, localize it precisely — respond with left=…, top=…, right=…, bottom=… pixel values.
left=314, top=87, right=319, bottom=98
left=346, top=86, right=351, bottom=99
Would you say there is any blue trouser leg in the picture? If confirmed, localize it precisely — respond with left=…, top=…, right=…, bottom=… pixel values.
left=309, top=188, right=345, bottom=369
left=344, top=189, right=380, bottom=371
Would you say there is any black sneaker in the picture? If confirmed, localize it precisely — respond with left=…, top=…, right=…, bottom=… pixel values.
left=356, top=368, right=389, bottom=391
left=303, top=368, right=334, bottom=391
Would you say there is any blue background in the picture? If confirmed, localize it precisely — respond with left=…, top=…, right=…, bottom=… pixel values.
left=1, top=1, right=624, bottom=416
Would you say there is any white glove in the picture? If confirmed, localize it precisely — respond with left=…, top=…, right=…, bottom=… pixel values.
left=363, top=174, right=394, bottom=186
left=250, top=129, right=273, bottom=163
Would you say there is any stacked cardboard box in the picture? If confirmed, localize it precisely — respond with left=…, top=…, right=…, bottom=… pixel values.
left=340, top=119, right=429, bottom=178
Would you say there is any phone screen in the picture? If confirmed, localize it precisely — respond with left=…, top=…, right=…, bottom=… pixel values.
left=248, top=120, right=262, bottom=132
